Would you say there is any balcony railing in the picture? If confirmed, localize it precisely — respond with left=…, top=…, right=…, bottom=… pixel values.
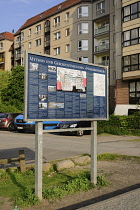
left=0, top=58, right=4, bottom=63
left=95, top=25, right=109, bottom=35
left=45, top=26, right=50, bottom=33
left=95, top=43, right=109, bottom=53
left=16, top=53, right=21, bottom=59
left=45, top=40, right=50, bottom=47
left=98, top=60, right=109, bottom=66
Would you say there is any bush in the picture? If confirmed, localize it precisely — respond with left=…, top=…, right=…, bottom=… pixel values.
left=97, top=114, right=140, bottom=136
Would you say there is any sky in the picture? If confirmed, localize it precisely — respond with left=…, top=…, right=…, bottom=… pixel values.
left=1, top=0, right=64, bottom=34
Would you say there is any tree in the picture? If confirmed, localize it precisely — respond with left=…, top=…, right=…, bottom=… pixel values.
left=1, top=66, right=24, bottom=110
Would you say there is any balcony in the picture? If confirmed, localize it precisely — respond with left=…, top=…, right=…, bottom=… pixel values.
left=98, top=60, right=109, bottom=66
left=45, top=26, right=50, bottom=33
left=95, top=43, right=109, bottom=53
left=45, top=40, right=50, bottom=47
left=95, top=24, right=109, bottom=36
left=0, top=58, right=4, bottom=63
left=16, top=53, right=21, bottom=59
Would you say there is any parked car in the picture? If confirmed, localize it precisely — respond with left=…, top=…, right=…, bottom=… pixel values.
left=56, top=121, right=91, bottom=136
left=0, top=113, right=19, bottom=131
left=14, top=113, right=61, bottom=133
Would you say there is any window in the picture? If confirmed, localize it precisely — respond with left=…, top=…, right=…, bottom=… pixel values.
left=36, top=25, right=41, bottom=34
left=123, top=27, right=140, bottom=47
left=129, top=80, right=140, bottom=104
left=29, top=29, right=31, bottom=36
left=113, top=33, right=116, bottom=42
left=78, top=6, right=88, bottom=18
left=123, top=53, right=140, bottom=72
left=54, top=16, right=60, bottom=27
left=21, top=45, right=24, bottom=53
left=78, top=40, right=88, bottom=51
left=113, top=15, right=115, bottom=24
left=16, top=36, right=21, bottom=42
left=78, top=57, right=88, bottom=63
left=29, top=42, right=32, bottom=49
left=96, top=1, right=105, bottom=14
left=54, top=32, right=61, bottom=40
left=66, top=28, right=70, bottom=36
left=66, top=12, right=70, bottom=22
left=66, top=44, right=70, bottom=53
left=113, top=0, right=116, bottom=6
left=78, top=23, right=88, bottom=34
left=35, top=39, right=41, bottom=46
left=123, top=2, right=140, bottom=22
left=54, top=47, right=60, bottom=55
left=0, top=42, right=3, bottom=50
left=21, top=32, right=24, bottom=41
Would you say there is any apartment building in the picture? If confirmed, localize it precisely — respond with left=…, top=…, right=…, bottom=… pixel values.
left=0, top=32, right=14, bottom=71
left=115, top=0, right=140, bottom=115
left=12, top=0, right=140, bottom=115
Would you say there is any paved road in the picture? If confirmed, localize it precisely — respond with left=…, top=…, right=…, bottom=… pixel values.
left=0, top=130, right=140, bottom=164
left=78, top=189, right=140, bottom=210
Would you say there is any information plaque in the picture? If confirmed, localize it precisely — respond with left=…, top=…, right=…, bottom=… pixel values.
left=24, top=51, right=108, bottom=121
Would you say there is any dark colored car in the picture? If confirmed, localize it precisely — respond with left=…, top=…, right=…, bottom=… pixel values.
left=14, top=113, right=61, bottom=133
left=56, top=121, right=91, bottom=136
left=0, top=113, right=19, bottom=131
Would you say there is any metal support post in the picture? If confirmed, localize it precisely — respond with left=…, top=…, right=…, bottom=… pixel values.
left=90, top=121, right=97, bottom=184
left=35, top=122, right=43, bottom=200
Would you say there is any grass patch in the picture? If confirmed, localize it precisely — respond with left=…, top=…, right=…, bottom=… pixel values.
left=127, top=139, right=140, bottom=142
left=0, top=167, right=108, bottom=207
left=97, top=153, right=140, bottom=161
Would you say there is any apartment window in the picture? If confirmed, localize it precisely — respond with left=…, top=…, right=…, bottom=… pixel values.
left=35, top=39, right=41, bottom=46
left=113, top=15, right=115, bottom=24
left=0, top=42, right=3, bottom=50
left=78, top=6, right=88, bottom=18
left=54, top=47, right=60, bottom=55
left=113, top=0, right=116, bottom=6
left=113, top=33, right=116, bottom=42
left=21, top=45, right=24, bottom=53
left=123, top=2, right=140, bottom=22
left=78, top=40, right=88, bottom=51
left=96, top=1, right=105, bottom=14
left=36, top=24, right=41, bottom=34
left=54, top=32, right=61, bottom=40
left=66, top=44, right=70, bottom=52
left=66, top=12, right=70, bottom=22
left=78, top=57, right=88, bottom=63
left=78, top=23, right=88, bottom=34
left=129, top=80, right=140, bottom=104
left=66, top=28, right=70, bottom=36
left=29, top=28, right=31, bottom=36
left=21, top=32, right=24, bottom=41
left=123, top=27, right=140, bottom=47
left=28, top=42, right=32, bottom=49
left=54, top=16, right=60, bottom=27
left=123, top=53, right=140, bottom=72
left=16, top=36, right=21, bottom=42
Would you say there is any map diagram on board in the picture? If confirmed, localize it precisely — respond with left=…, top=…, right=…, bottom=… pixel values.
left=93, top=73, right=105, bottom=96
left=57, top=67, right=86, bottom=93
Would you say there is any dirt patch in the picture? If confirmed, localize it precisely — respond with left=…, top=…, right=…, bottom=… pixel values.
left=1, top=159, right=140, bottom=210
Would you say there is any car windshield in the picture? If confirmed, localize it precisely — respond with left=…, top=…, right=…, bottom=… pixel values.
left=0, top=114, right=8, bottom=118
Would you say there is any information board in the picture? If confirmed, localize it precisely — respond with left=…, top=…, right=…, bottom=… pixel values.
left=24, top=51, right=108, bottom=121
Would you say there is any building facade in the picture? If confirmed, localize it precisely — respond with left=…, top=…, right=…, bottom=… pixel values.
left=3, top=0, right=140, bottom=115
left=0, top=32, right=14, bottom=71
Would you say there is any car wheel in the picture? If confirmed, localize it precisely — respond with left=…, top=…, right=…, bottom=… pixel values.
left=17, top=129, right=25, bottom=133
left=76, top=130, right=84, bottom=136
left=8, top=123, right=16, bottom=131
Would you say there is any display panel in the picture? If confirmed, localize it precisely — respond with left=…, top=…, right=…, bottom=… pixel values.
left=24, top=52, right=108, bottom=121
